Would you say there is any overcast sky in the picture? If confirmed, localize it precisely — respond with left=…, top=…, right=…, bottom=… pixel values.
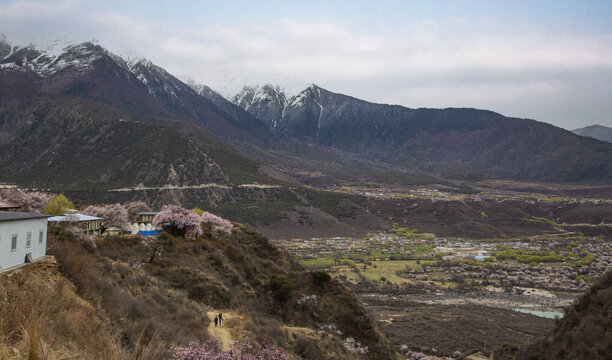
left=2, top=0, right=612, bottom=129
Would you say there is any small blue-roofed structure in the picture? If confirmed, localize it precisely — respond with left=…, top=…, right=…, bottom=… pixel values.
left=138, top=230, right=162, bottom=236
left=138, top=211, right=158, bottom=224
left=48, top=213, right=103, bottom=236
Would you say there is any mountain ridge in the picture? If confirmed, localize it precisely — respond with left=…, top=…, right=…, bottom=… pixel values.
left=572, top=124, right=612, bottom=143
left=232, top=83, right=612, bottom=183
left=0, top=38, right=271, bottom=145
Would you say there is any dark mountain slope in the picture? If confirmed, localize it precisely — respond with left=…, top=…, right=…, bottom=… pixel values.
left=235, top=84, right=612, bottom=183
left=572, top=124, right=612, bottom=143
left=0, top=42, right=173, bottom=120
left=128, top=59, right=271, bottom=143
left=0, top=96, right=229, bottom=189
left=0, top=39, right=270, bottom=144
left=188, top=82, right=272, bottom=143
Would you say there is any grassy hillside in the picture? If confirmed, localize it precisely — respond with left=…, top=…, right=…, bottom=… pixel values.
left=39, top=224, right=398, bottom=359
left=0, top=259, right=157, bottom=359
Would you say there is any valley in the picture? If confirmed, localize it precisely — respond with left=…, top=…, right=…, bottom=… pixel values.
left=1, top=35, right=612, bottom=359
left=268, top=184, right=611, bottom=358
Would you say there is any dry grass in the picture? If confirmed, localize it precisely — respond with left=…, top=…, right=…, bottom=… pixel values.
left=38, top=223, right=398, bottom=360
left=0, top=259, right=121, bottom=359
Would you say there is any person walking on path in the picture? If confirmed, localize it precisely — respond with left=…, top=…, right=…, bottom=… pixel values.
left=214, top=315, right=218, bottom=327
left=219, top=313, right=224, bottom=327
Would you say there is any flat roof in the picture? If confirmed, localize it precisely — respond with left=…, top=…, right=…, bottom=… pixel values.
left=0, top=211, right=50, bottom=222
left=138, top=211, right=158, bottom=215
left=48, top=213, right=103, bottom=222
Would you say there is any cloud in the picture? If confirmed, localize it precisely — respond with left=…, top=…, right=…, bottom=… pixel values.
left=0, top=0, right=79, bottom=20
left=1, top=0, right=612, bottom=128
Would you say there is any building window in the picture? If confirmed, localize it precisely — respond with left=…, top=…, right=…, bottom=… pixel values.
left=39, top=230, right=44, bottom=244
left=11, top=234, right=17, bottom=251
left=26, top=232, right=32, bottom=248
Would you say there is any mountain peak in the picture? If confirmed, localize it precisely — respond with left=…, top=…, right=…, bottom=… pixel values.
left=127, top=57, right=156, bottom=70
left=231, top=84, right=287, bottom=128
left=0, top=40, right=112, bottom=77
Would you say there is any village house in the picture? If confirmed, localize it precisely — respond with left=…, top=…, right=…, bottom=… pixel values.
left=0, top=212, right=49, bottom=271
left=0, top=200, right=22, bottom=211
left=130, top=211, right=161, bottom=236
left=48, top=213, right=103, bottom=236
left=137, top=211, right=158, bottom=224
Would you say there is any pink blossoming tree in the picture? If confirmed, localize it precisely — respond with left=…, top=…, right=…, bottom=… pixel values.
left=153, top=205, right=202, bottom=240
left=63, top=214, right=96, bottom=248
left=200, top=211, right=233, bottom=237
left=83, top=203, right=130, bottom=233
left=0, top=188, right=53, bottom=213
left=126, top=201, right=152, bottom=222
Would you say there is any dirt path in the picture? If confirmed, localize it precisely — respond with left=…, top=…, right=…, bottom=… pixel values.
left=206, top=311, right=238, bottom=351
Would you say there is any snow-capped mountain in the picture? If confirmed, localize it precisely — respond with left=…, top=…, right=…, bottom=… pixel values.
left=233, top=83, right=368, bottom=141
left=232, top=83, right=612, bottom=183
left=128, top=57, right=187, bottom=100
left=0, top=37, right=269, bottom=143
left=188, top=82, right=270, bottom=138
left=0, top=38, right=127, bottom=78
left=231, top=84, right=287, bottom=128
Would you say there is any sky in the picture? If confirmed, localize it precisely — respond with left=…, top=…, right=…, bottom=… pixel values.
left=1, top=0, right=612, bottom=129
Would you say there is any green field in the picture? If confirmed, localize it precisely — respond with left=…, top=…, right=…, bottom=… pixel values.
left=300, top=256, right=335, bottom=268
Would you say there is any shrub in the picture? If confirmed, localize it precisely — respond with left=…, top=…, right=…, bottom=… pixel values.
left=44, top=194, right=75, bottom=215
left=341, top=259, right=356, bottom=267
left=171, top=337, right=288, bottom=360
left=270, top=274, right=293, bottom=302
left=311, top=271, right=331, bottom=285
left=142, top=232, right=174, bottom=263
left=225, top=244, right=244, bottom=262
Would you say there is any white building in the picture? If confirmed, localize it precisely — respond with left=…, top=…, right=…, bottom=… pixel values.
left=0, top=212, right=49, bottom=271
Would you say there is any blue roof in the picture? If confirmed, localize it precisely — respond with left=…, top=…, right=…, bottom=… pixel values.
left=48, top=213, right=103, bottom=222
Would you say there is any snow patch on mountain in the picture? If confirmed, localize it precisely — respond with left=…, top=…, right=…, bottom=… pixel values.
left=0, top=40, right=110, bottom=77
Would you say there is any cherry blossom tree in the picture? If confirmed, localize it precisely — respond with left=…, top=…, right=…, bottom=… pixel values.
left=82, top=203, right=130, bottom=233
left=0, top=188, right=52, bottom=213
left=201, top=211, right=233, bottom=236
left=152, top=205, right=202, bottom=240
left=63, top=214, right=96, bottom=248
left=126, top=201, right=151, bottom=222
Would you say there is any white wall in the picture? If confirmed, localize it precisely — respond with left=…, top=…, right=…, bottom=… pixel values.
left=0, top=218, right=48, bottom=271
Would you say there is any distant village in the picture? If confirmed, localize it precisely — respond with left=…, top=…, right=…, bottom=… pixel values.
left=272, top=230, right=506, bottom=263
left=329, top=184, right=612, bottom=204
